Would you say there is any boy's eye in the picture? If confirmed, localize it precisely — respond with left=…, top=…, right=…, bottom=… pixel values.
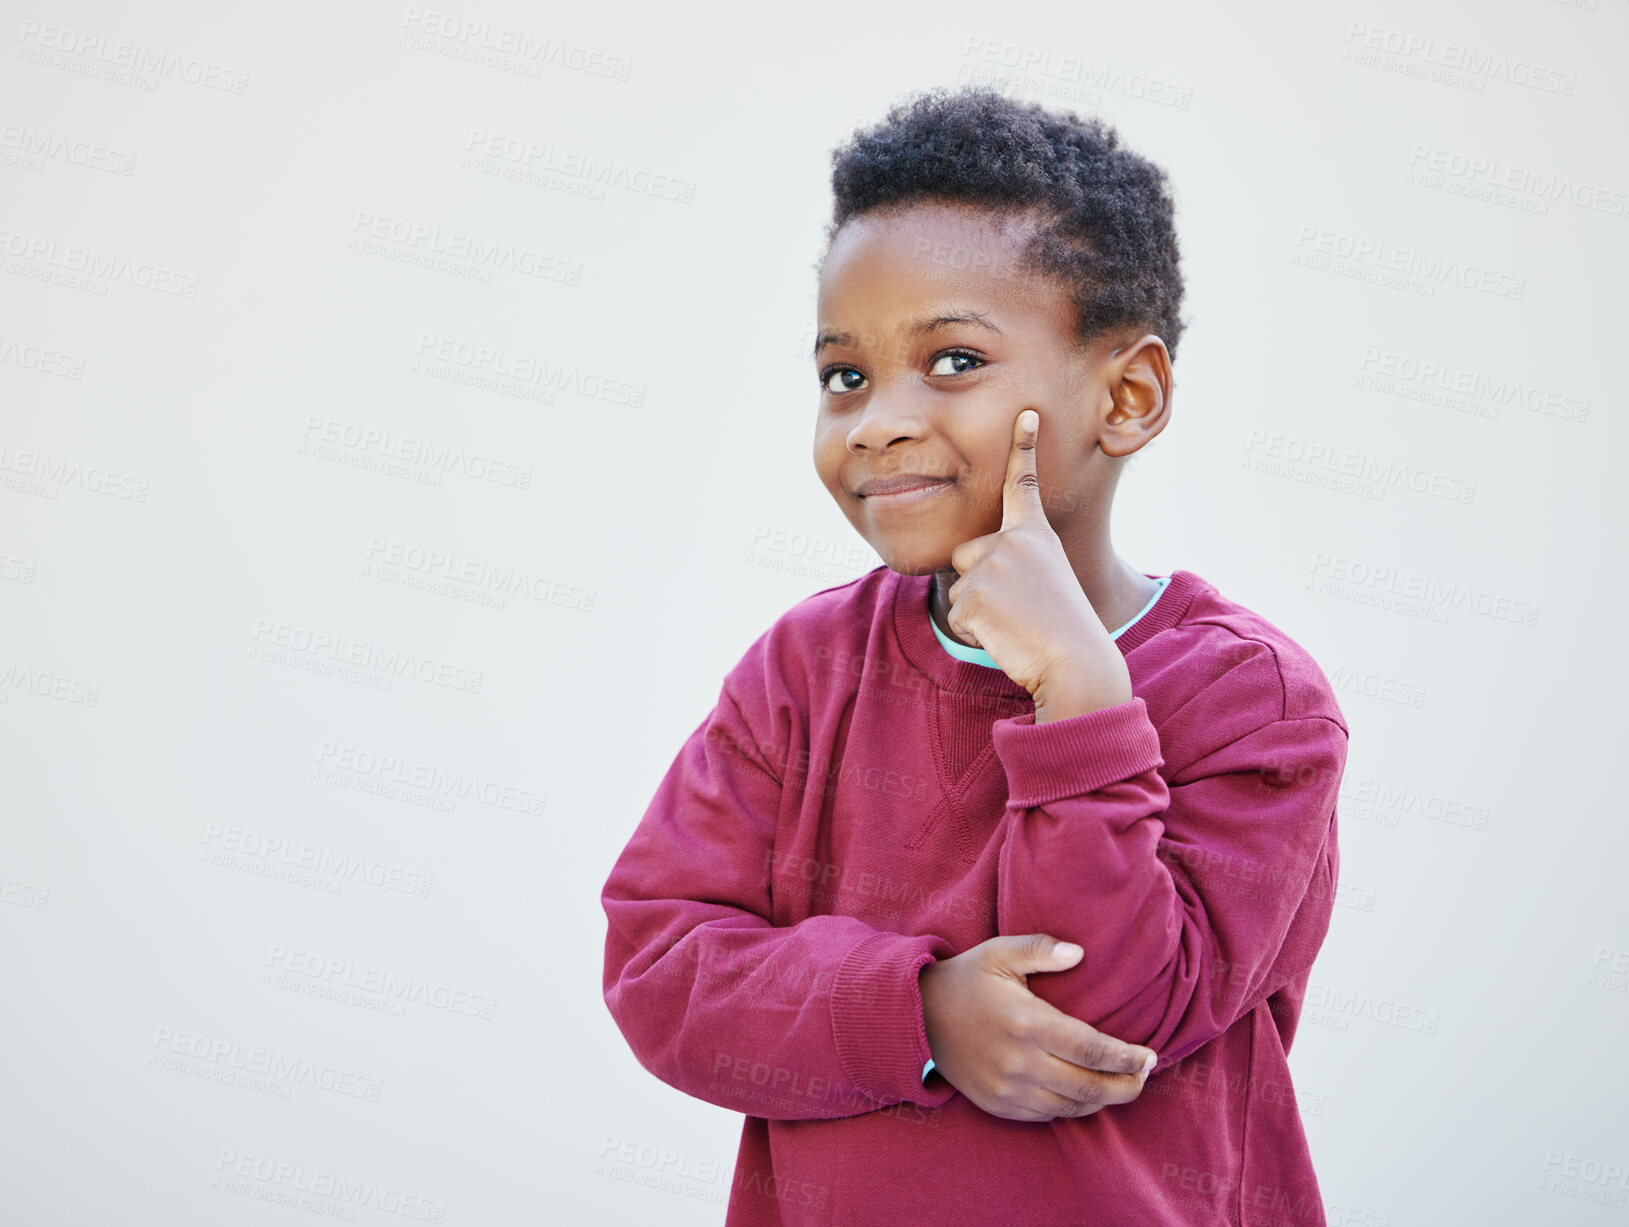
left=819, top=349, right=983, bottom=393
left=928, top=350, right=983, bottom=376
left=821, top=368, right=866, bottom=394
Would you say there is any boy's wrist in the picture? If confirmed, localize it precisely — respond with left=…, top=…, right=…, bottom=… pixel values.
left=1032, top=656, right=1133, bottom=723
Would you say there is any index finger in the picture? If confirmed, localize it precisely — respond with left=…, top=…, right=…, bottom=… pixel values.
left=1035, top=1008, right=1158, bottom=1077
left=1000, top=408, right=1043, bottom=530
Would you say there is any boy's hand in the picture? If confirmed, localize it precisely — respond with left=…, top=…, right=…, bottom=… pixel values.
left=918, top=935, right=1157, bottom=1122
left=945, top=410, right=1129, bottom=721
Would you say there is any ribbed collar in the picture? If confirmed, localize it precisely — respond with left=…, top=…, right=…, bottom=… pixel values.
left=888, top=568, right=1205, bottom=698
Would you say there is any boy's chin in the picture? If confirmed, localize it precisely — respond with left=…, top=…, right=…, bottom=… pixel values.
left=872, top=540, right=956, bottom=577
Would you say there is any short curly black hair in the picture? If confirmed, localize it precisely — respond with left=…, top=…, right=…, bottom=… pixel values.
left=822, top=85, right=1187, bottom=361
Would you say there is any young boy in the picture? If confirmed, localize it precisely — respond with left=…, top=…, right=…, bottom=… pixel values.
left=601, top=85, right=1349, bottom=1226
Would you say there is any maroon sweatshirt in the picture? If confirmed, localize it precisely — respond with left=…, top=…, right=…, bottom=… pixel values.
left=602, top=566, right=1349, bottom=1226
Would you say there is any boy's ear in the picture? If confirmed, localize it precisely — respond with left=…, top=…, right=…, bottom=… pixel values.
left=1099, top=334, right=1172, bottom=458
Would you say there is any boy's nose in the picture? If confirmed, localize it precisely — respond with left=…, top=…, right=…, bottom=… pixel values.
left=845, top=382, right=930, bottom=453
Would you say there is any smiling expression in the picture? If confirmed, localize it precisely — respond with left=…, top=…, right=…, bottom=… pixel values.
left=812, top=201, right=1136, bottom=576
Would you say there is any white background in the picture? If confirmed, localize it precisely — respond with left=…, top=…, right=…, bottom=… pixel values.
left=2, top=1, right=1625, bottom=1223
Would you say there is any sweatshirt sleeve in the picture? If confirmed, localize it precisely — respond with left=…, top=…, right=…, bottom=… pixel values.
left=601, top=631, right=959, bottom=1119
left=989, top=644, right=1347, bottom=1071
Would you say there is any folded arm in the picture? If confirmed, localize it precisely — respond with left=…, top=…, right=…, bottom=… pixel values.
left=991, top=649, right=1347, bottom=1070
left=602, top=651, right=957, bottom=1120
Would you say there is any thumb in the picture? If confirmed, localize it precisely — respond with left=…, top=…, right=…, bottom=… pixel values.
left=986, top=933, right=1084, bottom=978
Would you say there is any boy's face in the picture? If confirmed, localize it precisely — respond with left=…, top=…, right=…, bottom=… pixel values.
left=812, top=202, right=1137, bottom=577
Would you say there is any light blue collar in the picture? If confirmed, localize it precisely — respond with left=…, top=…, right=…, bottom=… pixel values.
left=929, top=575, right=1171, bottom=668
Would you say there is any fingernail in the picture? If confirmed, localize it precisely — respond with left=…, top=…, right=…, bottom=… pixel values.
left=1053, top=942, right=1082, bottom=959
left=1141, top=1052, right=1157, bottom=1075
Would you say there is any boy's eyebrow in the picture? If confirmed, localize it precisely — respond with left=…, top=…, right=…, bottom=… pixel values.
left=812, top=310, right=1004, bottom=359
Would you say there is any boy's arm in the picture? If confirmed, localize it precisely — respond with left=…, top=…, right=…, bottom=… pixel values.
left=989, top=646, right=1347, bottom=1071
left=602, top=640, right=958, bottom=1121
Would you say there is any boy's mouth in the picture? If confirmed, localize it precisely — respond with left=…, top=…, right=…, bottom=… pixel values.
left=859, top=478, right=955, bottom=509
left=855, top=474, right=955, bottom=499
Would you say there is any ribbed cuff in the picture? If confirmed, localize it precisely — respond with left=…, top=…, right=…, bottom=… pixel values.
left=831, top=932, right=956, bottom=1107
left=991, top=696, right=1164, bottom=807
